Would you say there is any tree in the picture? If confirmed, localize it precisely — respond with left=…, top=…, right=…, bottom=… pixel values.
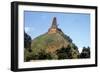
left=80, top=46, right=90, bottom=58
left=56, top=47, right=68, bottom=59
left=56, top=44, right=79, bottom=59
left=56, top=45, right=72, bottom=59
left=24, top=31, right=32, bottom=52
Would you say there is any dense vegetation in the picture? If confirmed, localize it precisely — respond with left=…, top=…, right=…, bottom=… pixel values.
left=24, top=30, right=90, bottom=62
left=24, top=32, right=32, bottom=52
left=79, top=47, right=90, bottom=58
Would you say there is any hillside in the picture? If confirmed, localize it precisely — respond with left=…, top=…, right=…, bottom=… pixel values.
left=31, top=30, right=72, bottom=53
left=24, top=17, right=80, bottom=61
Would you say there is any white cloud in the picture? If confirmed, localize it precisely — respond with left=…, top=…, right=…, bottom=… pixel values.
left=25, top=26, right=35, bottom=33
left=78, top=47, right=83, bottom=53
left=25, top=27, right=30, bottom=32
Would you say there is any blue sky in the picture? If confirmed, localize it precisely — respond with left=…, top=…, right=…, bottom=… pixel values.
left=24, top=11, right=90, bottom=49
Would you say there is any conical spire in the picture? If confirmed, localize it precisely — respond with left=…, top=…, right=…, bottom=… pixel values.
left=51, top=17, right=58, bottom=28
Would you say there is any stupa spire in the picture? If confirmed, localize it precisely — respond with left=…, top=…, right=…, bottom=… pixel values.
left=51, top=17, right=58, bottom=28
left=48, top=17, right=59, bottom=34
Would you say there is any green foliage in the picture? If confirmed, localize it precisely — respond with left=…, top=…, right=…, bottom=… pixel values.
left=56, top=48, right=69, bottom=59
left=24, top=49, right=34, bottom=62
left=31, top=33, right=70, bottom=51
left=56, top=45, right=79, bottom=59
left=24, top=27, right=89, bottom=61
left=24, top=48, right=58, bottom=61
left=79, top=46, right=90, bottom=58
left=24, top=32, right=32, bottom=52
left=25, top=45, right=79, bottom=61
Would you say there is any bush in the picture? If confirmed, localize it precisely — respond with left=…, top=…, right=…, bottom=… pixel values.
left=79, top=47, right=90, bottom=58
